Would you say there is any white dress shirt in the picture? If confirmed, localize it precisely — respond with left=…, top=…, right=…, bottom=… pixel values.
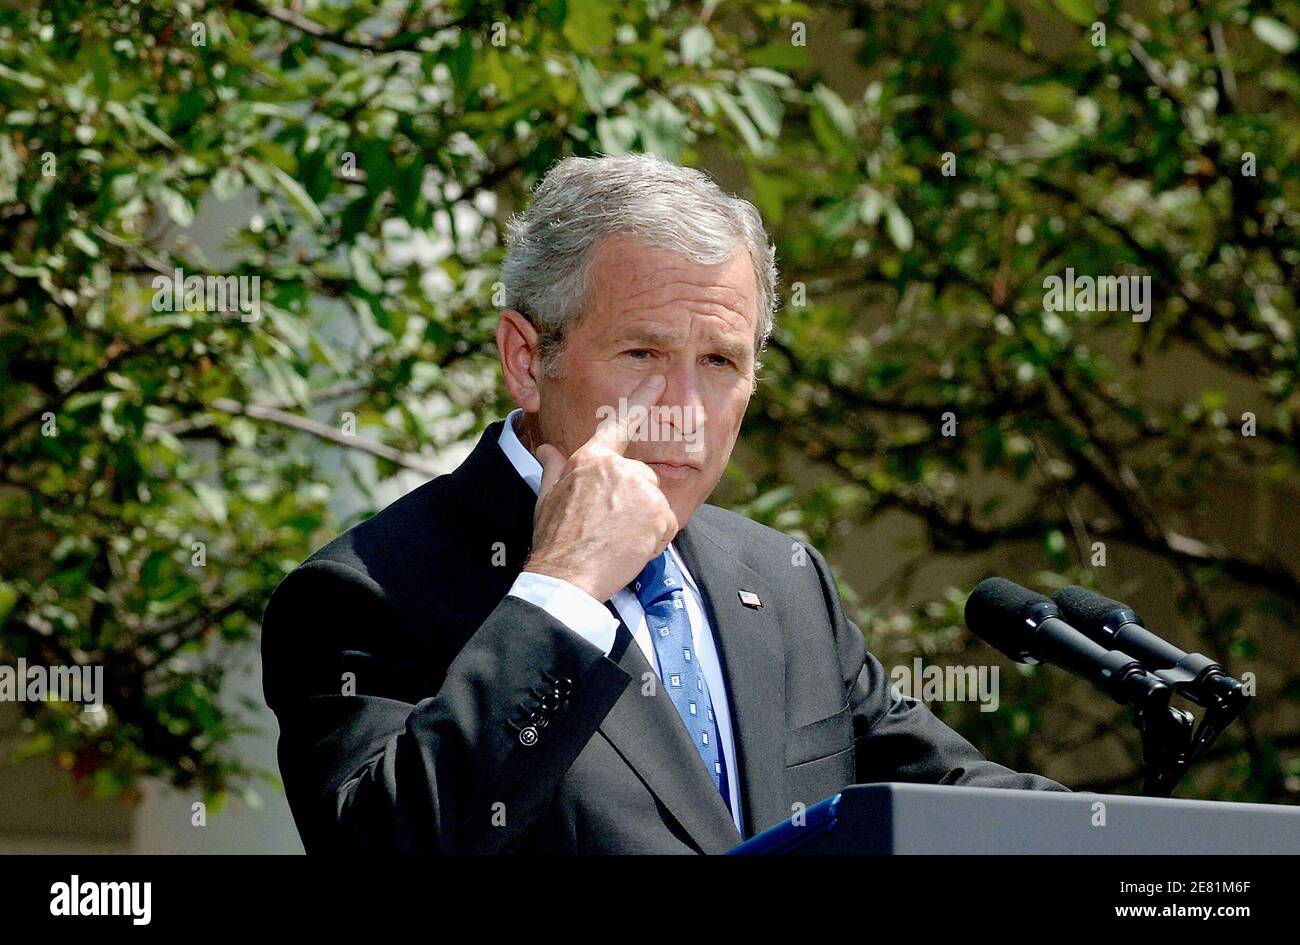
left=499, top=408, right=743, bottom=835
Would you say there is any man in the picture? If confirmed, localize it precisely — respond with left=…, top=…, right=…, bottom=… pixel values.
left=261, top=153, right=1069, bottom=855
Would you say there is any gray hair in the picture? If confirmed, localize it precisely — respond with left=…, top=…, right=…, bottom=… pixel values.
left=500, top=153, right=778, bottom=378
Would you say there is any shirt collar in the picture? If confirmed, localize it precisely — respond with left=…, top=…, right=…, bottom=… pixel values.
left=495, top=408, right=699, bottom=596
left=498, top=408, right=543, bottom=496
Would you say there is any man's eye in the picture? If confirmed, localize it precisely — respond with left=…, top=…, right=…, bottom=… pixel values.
left=626, top=349, right=655, bottom=360
left=704, top=354, right=734, bottom=368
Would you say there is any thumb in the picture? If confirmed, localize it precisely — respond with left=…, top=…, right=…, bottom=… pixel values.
left=535, top=443, right=567, bottom=502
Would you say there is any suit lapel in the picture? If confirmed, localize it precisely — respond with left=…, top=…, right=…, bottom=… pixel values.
left=444, top=420, right=540, bottom=649
left=596, top=620, right=744, bottom=853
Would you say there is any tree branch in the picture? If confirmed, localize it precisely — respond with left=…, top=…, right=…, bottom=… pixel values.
left=208, top=397, right=442, bottom=477
left=231, top=0, right=470, bottom=53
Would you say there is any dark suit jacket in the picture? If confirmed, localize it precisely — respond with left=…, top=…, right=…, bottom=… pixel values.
left=261, top=419, right=1070, bottom=854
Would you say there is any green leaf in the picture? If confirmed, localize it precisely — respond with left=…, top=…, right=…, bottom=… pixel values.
left=192, top=482, right=228, bottom=527
left=885, top=203, right=913, bottom=251
left=596, top=114, right=638, bottom=154
left=270, top=165, right=324, bottom=226
left=68, top=229, right=99, bottom=258
left=681, top=25, right=715, bottom=65
left=686, top=84, right=716, bottom=116
left=860, top=187, right=884, bottom=226
left=349, top=244, right=384, bottom=293
left=0, top=63, right=43, bottom=90
left=104, top=101, right=176, bottom=148
left=818, top=198, right=859, bottom=239
left=1050, top=0, right=1095, bottom=27
left=810, top=84, right=857, bottom=155
left=745, top=67, right=794, bottom=88
left=738, top=77, right=783, bottom=137
left=155, top=187, right=194, bottom=228
left=574, top=57, right=640, bottom=112
left=714, top=88, right=767, bottom=154
left=1252, top=16, right=1298, bottom=54
left=564, top=0, right=616, bottom=53
left=241, top=158, right=274, bottom=192
left=211, top=167, right=245, bottom=202
left=0, top=582, right=16, bottom=629
left=445, top=30, right=474, bottom=97
left=639, top=96, right=687, bottom=160
left=751, top=169, right=800, bottom=225
left=340, top=192, right=378, bottom=242
left=1043, top=528, right=1068, bottom=568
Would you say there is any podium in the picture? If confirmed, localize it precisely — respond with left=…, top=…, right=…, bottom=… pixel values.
left=725, top=783, right=1300, bottom=854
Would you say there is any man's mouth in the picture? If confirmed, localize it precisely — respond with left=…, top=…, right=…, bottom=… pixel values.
left=645, top=461, right=700, bottom=481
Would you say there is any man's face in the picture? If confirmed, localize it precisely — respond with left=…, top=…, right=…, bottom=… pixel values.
left=531, top=235, right=759, bottom=529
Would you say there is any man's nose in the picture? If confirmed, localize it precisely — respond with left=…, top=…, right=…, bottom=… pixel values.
left=655, top=359, right=707, bottom=433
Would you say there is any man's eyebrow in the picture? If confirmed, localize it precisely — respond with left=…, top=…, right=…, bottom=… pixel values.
left=703, top=336, right=753, bottom=363
left=616, top=324, right=679, bottom=347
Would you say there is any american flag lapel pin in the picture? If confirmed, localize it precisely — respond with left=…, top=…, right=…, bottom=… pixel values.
left=738, top=590, right=763, bottom=609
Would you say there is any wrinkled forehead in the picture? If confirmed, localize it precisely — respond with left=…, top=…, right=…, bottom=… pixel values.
left=582, top=236, right=760, bottom=346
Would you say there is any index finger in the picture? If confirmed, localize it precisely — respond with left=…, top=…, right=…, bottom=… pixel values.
left=590, top=372, right=666, bottom=455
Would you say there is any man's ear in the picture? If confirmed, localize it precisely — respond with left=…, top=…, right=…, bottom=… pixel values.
left=496, top=309, right=543, bottom=412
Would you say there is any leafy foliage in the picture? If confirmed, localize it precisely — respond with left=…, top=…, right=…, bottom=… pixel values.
left=1, top=0, right=1297, bottom=806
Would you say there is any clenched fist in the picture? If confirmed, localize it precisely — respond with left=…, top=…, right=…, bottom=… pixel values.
left=523, top=373, right=679, bottom=603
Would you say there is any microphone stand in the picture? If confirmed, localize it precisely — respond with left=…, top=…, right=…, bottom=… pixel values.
left=1131, top=665, right=1251, bottom=797
left=1068, top=645, right=1191, bottom=797
left=1135, top=700, right=1195, bottom=797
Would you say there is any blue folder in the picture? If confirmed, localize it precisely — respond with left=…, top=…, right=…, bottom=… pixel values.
left=725, top=792, right=843, bottom=855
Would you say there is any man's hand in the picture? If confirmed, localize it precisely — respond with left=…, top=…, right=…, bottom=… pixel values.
left=524, top=373, right=679, bottom=602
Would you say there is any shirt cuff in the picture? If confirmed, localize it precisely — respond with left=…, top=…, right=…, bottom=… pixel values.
left=508, top=572, right=619, bottom=656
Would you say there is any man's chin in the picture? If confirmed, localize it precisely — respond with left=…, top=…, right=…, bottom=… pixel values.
left=661, top=492, right=707, bottom=534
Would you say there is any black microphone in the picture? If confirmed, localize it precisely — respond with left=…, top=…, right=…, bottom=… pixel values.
left=965, top=577, right=1168, bottom=707
left=1052, top=585, right=1245, bottom=709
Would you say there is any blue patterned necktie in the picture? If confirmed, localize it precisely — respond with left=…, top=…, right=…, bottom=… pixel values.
left=633, top=550, right=731, bottom=814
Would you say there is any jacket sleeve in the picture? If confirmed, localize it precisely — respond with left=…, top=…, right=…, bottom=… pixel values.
left=805, top=546, right=1071, bottom=792
left=261, top=557, right=633, bottom=853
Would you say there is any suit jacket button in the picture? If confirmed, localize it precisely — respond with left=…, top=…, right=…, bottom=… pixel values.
left=518, top=725, right=539, bottom=747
